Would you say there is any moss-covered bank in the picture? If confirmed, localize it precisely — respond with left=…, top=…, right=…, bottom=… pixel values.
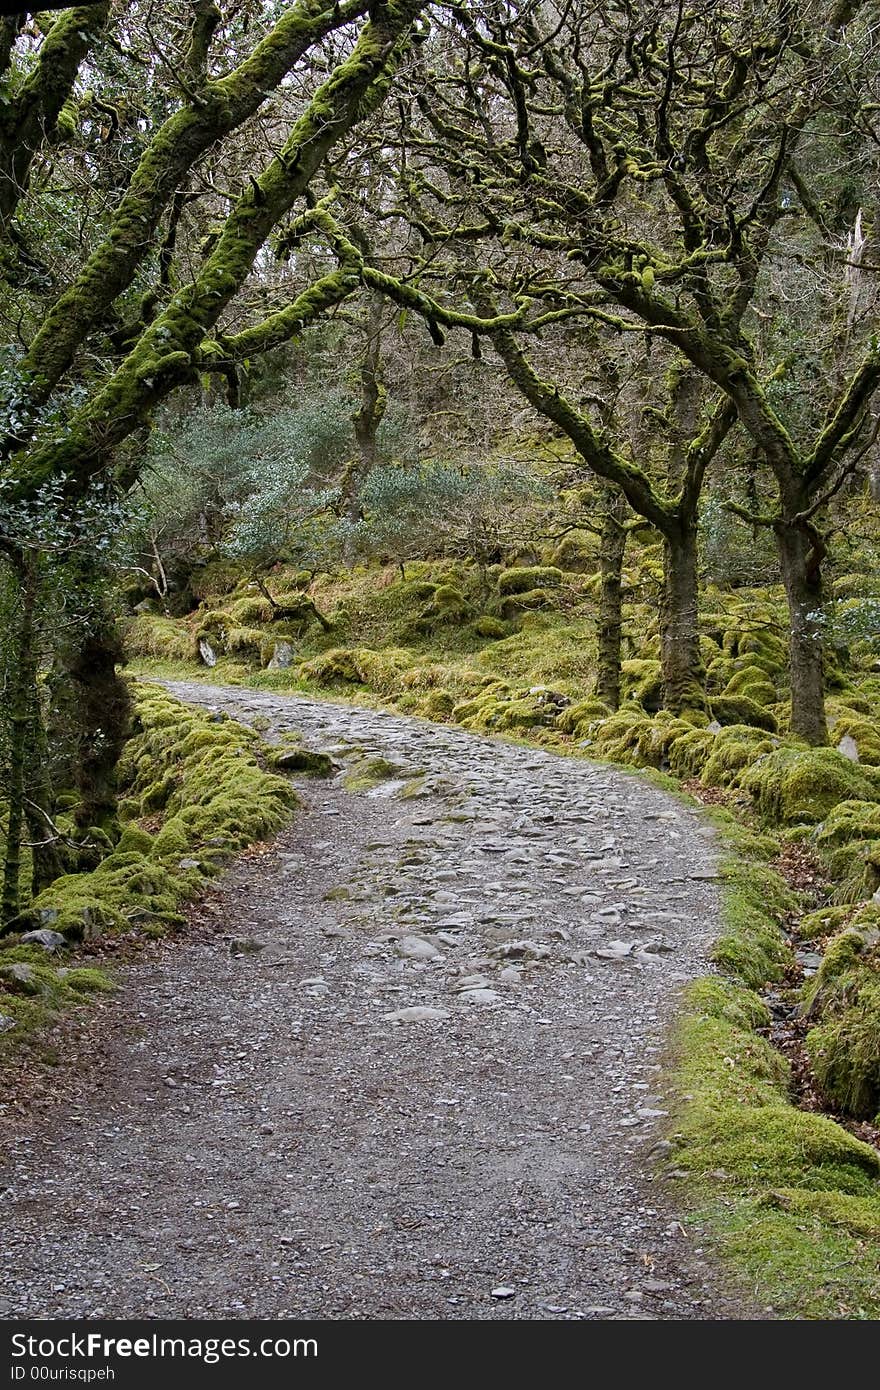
left=0, top=684, right=298, bottom=1060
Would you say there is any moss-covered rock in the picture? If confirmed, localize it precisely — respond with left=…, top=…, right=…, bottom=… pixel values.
left=499, top=587, right=556, bottom=620
left=667, top=726, right=716, bottom=779
left=742, top=748, right=880, bottom=826
left=269, top=748, right=335, bottom=777
left=711, top=694, right=778, bottom=732
left=472, top=615, right=509, bottom=640
left=497, top=565, right=564, bottom=596
left=620, top=658, right=663, bottom=712
left=828, top=712, right=880, bottom=766
left=806, top=953, right=880, bottom=1120
left=556, top=697, right=612, bottom=738
left=701, top=726, right=775, bottom=788
left=298, top=648, right=362, bottom=685
left=548, top=532, right=595, bottom=572
left=724, top=664, right=778, bottom=703
left=814, top=800, right=880, bottom=849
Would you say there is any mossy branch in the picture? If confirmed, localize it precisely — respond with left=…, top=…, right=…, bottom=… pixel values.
left=0, top=3, right=110, bottom=228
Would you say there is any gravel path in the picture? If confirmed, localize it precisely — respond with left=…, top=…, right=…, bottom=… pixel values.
left=0, top=681, right=752, bottom=1320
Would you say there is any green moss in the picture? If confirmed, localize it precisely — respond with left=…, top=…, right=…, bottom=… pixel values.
left=472, top=615, right=509, bottom=639
left=711, top=858, right=794, bottom=988
left=224, top=625, right=264, bottom=662
left=807, top=974, right=880, bottom=1120
left=828, top=712, right=880, bottom=766
left=700, top=1195, right=880, bottom=1318
left=497, top=565, right=563, bottom=596
left=815, top=800, right=880, bottom=848
left=673, top=996, right=880, bottom=1193
left=801, top=923, right=880, bottom=1119
left=548, top=531, right=595, bottom=572
left=228, top=594, right=273, bottom=625
left=499, top=586, right=555, bottom=619
left=116, top=824, right=154, bottom=854
left=667, top=726, right=716, bottom=778
left=711, top=694, right=778, bottom=732
left=743, top=748, right=880, bottom=826
left=724, top=664, right=778, bottom=702
left=685, top=975, right=773, bottom=1031
left=556, top=697, right=612, bottom=738
left=124, top=614, right=193, bottom=663
left=269, top=747, right=335, bottom=776
left=21, top=686, right=296, bottom=942
left=701, top=726, right=775, bottom=788
left=299, top=648, right=363, bottom=685
left=343, top=754, right=413, bottom=791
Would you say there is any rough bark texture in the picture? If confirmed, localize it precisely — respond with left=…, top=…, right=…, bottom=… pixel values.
left=776, top=521, right=828, bottom=746
left=343, top=296, right=387, bottom=562
left=660, top=523, right=705, bottom=714
left=1, top=557, right=36, bottom=926
left=595, top=489, right=628, bottom=710
left=66, top=615, right=133, bottom=833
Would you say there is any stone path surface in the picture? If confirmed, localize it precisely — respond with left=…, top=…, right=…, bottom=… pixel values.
left=0, top=681, right=751, bottom=1320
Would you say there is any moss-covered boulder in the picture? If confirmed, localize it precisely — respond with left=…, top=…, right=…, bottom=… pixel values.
left=472, top=615, right=509, bottom=640
left=497, top=565, right=563, bottom=596
left=827, top=712, right=880, bottom=767
left=701, top=726, right=775, bottom=788
left=711, top=694, right=778, bottom=732
left=499, top=587, right=556, bottom=620
left=548, top=533, right=595, bottom=572
left=667, top=726, right=716, bottom=779
left=815, top=801, right=880, bottom=850
left=413, top=584, right=474, bottom=632
left=556, top=697, right=612, bottom=739
left=805, top=931, right=880, bottom=1120
left=620, top=658, right=663, bottom=712
left=298, top=648, right=362, bottom=685
left=742, top=748, right=880, bottom=826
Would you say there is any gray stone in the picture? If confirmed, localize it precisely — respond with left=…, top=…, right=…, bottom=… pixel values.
left=595, top=940, right=637, bottom=960
left=396, top=936, right=442, bottom=961
left=492, top=940, right=551, bottom=960
left=0, top=1012, right=16, bottom=1033
left=20, top=929, right=66, bottom=951
left=267, top=641, right=295, bottom=671
left=1, top=962, right=37, bottom=991
left=458, top=987, right=502, bottom=1005
left=382, top=1006, right=450, bottom=1023
left=837, top=734, right=859, bottom=762
left=198, top=638, right=217, bottom=667
left=229, top=938, right=266, bottom=956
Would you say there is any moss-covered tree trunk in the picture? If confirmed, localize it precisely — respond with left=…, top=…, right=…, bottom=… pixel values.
left=343, top=294, right=387, bottom=565
left=24, top=702, right=67, bottom=896
left=1, top=555, right=38, bottom=926
left=776, top=518, right=828, bottom=746
left=660, top=520, right=705, bottom=714
left=595, top=487, right=628, bottom=710
left=66, top=611, right=132, bottom=834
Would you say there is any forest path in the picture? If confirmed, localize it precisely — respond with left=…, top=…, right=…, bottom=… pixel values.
left=0, top=681, right=751, bottom=1320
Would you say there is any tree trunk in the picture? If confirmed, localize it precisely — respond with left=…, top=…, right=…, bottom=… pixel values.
left=67, top=610, right=133, bottom=834
left=660, top=521, right=706, bottom=714
left=342, top=295, right=386, bottom=566
left=595, top=488, right=628, bottom=710
left=776, top=519, right=828, bottom=745
left=24, top=700, right=68, bottom=896
left=2, top=555, right=38, bottom=926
